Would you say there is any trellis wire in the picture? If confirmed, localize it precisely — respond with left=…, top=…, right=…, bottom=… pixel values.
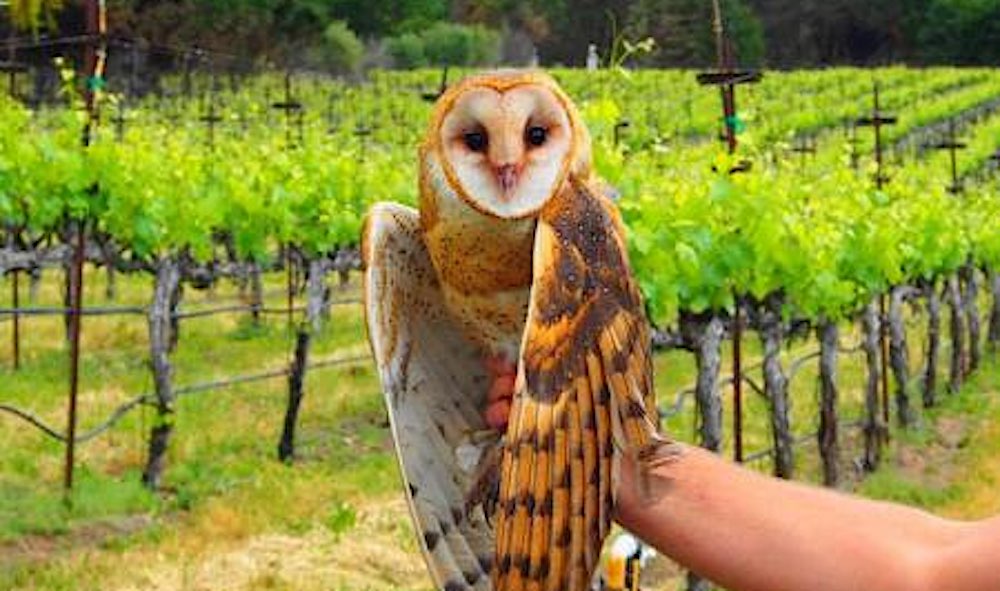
left=0, top=299, right=358, bottom=320
left=0, top=354, right=369, bottom=444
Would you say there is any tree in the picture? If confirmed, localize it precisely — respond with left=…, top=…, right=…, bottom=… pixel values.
left=318, top=20, right=365, bottom=73
left=327, top=0, right=448, bottom=36
left=537, top=0, right=630, bottom=65
left=746, top=0, right=908, bottom=65
left=7, top=0, right=65, bottom=32
left=386, top=33, right=428, bottom=68
left=918, top=0, right=1000, bottom=65
left=625, top=0, right=764, bottom=67
left=385, top=22, right=500, bottom=68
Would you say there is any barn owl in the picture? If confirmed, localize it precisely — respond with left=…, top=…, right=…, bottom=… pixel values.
left=363, top=70, right=674, bottom=591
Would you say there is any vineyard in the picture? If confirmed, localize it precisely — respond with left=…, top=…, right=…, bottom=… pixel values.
left=4, top=52, right=1000, bottom=590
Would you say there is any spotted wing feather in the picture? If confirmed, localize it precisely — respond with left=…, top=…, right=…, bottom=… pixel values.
left=492, top=177, right=666, bottom=591
left=363, top=202, right=496, bottom=591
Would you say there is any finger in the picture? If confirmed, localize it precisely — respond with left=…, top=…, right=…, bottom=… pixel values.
left=488, top=374, right=517, bottom=403
left=485, top=355, right=518, bottom=376
left=485, top=399, right=512, bottom=430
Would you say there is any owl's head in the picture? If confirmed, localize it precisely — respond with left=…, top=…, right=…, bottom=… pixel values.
left=422, top=70, right=591, bottom=220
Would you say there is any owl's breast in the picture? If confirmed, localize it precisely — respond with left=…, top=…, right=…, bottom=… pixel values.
left=424, top=217, right=534, bottom=295
left=420, top=150, right=537, bottom=295
left=420, top=160, right=536, bottom=356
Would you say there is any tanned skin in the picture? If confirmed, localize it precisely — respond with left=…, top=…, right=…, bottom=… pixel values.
left=615, top=446, right=1000, bottom=591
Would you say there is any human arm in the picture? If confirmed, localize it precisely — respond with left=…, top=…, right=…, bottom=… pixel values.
left=615, top=445, right=1000, bottom=591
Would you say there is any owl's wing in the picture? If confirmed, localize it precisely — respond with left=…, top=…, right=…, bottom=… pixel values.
left=493, top=178, right=667, bottom=591
left=363, top=202, right=495, bottom=591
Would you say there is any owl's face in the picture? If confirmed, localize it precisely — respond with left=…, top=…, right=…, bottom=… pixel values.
left=425, top=71, right=590, bottom=220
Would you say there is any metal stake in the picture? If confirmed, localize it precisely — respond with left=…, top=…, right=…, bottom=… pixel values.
left=695, top=0, right=762, bottom=463
left=855, top=82, right=897, bottom=433
left=286, top=245, right=294, bottom=335
left=614, top=120, right=631, bottom=147
left=421, top=66, right=449, bottom=103
left=791, top=135, right=817, bottom=167
left=856, top=82, right=897, bottom=189
left=12, top=269, right=20, bottom=370
left=200, top=86, right=222, bottom=151
left=929, top=118, right=967, bottom=195
left=732, top=297, right=743, bottom=462
left=272, top=72, right=303, bottom=149
left=67, top=0, right=106, bottom=498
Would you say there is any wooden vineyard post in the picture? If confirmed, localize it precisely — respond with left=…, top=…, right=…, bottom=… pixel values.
left=791, top=135, right=817, bottom=167
left=354, top=114, right=373, bottom=164
left=687, top=4, right=761, bottom=590
left=989, top=152, right=1000, bottom=354
left=679, top=314, right=725, bottom=454
left=846, top=122, right=861, bottom=171
left=855, top=82, right=896, bottom=438
left=1, top=54, right=26, bottom=371
left=62, top=230, right=75, bottom=344
left=758, top=294, right=793, bottom=479
left=272, top=72, right=303, bottom=149
left=888, top=287, right=916, bottom=427
left=278, top=258, right=327, bottom=462
left=3, top=227, right=22, bottom=371
left=11, top=264, right=19, bottom=370
left=695, top=0, right=762, bottom=467
left=271, top=78, right=303, bottom=335
left=929, top=119, right=967, bottom=195
left=856, top=82, right=896, bottom=191
left=200, top=82, right=222, bottom=152
left=922, top=279, right=941, bottom=408
left=65, top=0, right=107, bottom=499
left=106, top=99, right=127, bottom=304
left=989, top=265, right=1000, bottom=352
left=962, top=264, right=981, bottom=375
left=196, top=79, right=221, bottom=311
left=929, top=123, right=981, bottom=378
left=168, top=266, right=182, bottom=352
left=286, top=245, right=295, bottom=335
left=65, top=221, right=86, bottom=496
left=142, top=258, right=181, bottom=490
left=732, top=298, right=743, bottom=463
left=249, top=261, right=263, bottom=326
left=861, top=298, right=885, bottom=471
left=947, top=275, right=967, bottom=393
left=272, top=78, right=302, bottom=335
left=817, top=321, right=840, bottom=487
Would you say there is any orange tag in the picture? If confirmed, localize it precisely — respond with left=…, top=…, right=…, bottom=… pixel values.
left=606, top=556, right=626, bottom=590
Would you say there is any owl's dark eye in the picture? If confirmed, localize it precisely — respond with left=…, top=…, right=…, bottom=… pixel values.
left=464, top=131, right=487, bottom=152
left=526, top=126, right=547, bottom=147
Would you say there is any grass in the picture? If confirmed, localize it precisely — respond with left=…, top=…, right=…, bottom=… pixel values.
left=0, top=267, right=410, bottom=590
left=1, top=267, right=999, bottom=590
left=858, top=358, right=1000, bottom=518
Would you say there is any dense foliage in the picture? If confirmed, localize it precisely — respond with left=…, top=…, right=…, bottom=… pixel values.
left=7, top=0, right=1000, bottom=68
left=3, top=67, right=1000, bottom=331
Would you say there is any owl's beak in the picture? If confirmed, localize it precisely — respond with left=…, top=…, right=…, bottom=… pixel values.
left=496, top=164, right=519, bottom=196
